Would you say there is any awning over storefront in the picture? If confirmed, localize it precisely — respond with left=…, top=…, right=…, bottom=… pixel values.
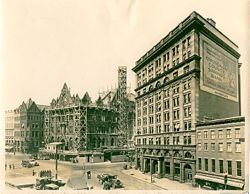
left=194, top=174, right=244, bottom=189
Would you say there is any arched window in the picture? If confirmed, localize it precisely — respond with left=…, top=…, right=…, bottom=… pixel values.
left=164, top=77, right=169, bottom=84
left=185, top=152, right=192, bottom=158
left=156, top=81, right=161, bottom=88
left=149, top=85, right=153, bottom=91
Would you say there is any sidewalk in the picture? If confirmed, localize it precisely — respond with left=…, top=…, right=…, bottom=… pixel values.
left=121, top=168, right=201, bottom=190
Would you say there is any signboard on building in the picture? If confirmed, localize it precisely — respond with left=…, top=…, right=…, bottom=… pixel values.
left=201, top=40, right=238, bottom=102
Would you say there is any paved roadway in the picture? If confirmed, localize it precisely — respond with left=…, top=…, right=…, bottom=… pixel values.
left=5, top=153, right=163, bottom=190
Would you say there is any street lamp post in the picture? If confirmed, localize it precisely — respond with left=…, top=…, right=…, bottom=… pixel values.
left=50, top=142, right=63, bottom=180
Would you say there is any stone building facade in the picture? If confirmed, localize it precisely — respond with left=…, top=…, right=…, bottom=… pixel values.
left=13, top=99, right=47, bottom=153
left=43, top=83, right=118, bottom=157
left=195, top=117, right=245, bottom=190
left=5, top=110, right=15, bottom=147
left=132, top=11, right=241, bottom=184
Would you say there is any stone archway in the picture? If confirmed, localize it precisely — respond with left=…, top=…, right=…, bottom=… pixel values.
left=183, top=163, right=193, bottom=183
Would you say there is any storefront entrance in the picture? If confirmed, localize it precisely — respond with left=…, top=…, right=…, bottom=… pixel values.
left=184, top=164, right=193, bottom=183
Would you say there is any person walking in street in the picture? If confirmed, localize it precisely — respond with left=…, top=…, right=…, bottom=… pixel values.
left=12, top=164, right=15, bottom=169
left=5, top=164, right=7, bottom=170
left=9, top=164, right=11, bottom=170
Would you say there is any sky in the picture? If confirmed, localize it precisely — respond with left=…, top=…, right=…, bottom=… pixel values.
left=1, top=0, right=249, bottom=116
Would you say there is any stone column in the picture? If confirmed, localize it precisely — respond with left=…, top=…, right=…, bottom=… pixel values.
left=143, top=158, right=147, bottom=172
left=170, top=155, right=174, bottom=180
left=180, top=162, right=184, bottom=183
left=158, top=160, right=162, bottom=178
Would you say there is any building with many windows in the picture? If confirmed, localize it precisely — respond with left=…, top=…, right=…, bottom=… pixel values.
left=5, top=110, right=15, bottom=150
left=12, top=99, right=48, bottom=153
left=42, top=83, right=119, bottom=160
left=132, top=11, right=241, bottom=184
left=195, top=117, right=245, bottom=190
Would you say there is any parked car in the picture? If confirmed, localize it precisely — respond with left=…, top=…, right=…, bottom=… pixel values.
left=29, top=159, right=39, bottom=166
left=97, top=173, right=123, bottom=189
left=21, top=159, right=39, bottom=168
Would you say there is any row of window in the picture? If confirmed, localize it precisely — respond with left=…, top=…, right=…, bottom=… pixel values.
left=137, top=134, right=192, bottom=145
left=137, top=106, right=191, bottom=125
left=197, top=142, right=241, bottom=152
left=198, top=158, right=242, bottom=177
left=137, top=82, right=191, bottom=107
left=137, top=121, right=191, bottom=134
left=197, top=128, right=241, bottom=139
left=137, top=36, right=192, bottom=86
left=137, top=64, right=191, bottom=90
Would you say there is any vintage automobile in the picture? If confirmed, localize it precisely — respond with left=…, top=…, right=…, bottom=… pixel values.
left=21, top=159, right=39, bottom=168
left=44, top=183, right=59, bottom=190
left=97, top=173, right=123, bottom=189
left=35, top=176, right=66, bottom=190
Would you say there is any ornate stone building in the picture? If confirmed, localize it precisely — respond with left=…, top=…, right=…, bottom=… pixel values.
left=132, top=11, right=241, bottom=184
left=43, top=83, right=118, bottom=155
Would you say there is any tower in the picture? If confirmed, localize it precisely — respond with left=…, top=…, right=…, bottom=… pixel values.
left=117, top=66, right=129, bottom=146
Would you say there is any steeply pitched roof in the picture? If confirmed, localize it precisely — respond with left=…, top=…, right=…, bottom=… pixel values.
left=82, top=92, right=92, bottom=105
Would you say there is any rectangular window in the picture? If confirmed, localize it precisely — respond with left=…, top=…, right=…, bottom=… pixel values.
left=211, top=159, right=216, bottom=172
left=227, top=142, right=232, bottom=152
left=211, top=143, right=215, bottom=151
left=182, top=39, right=186, bottom=49
left=187, top=36, right=191, bottom=46
left=173, top=110, right=179, bottom=120
left=218, top=143, right=223, bottom=152
left=204, top=131, right=208, bottom=139
left=172, top=47, right=175, bottom=56
left=164, top=124, right=169, bottom=132
left=163, top=54, right=166, bottom=63
left=226, top=129, right=231, bottom=138
left=218, top=130, right=223, bottom=139
left=235, top=142, right=241, bottom=152
left=219, top=160, right=224, bottom=173
left=184, top=65, right=189, bottom=73
left=235, top=128, right=240, bottom=138
left=228, top=161, right=232, bottom=175
left=197, top=143, right=202, bottom=151
left=173, top=71, right=178, bottom=78
left=204, top=143, right=208, bottom=151
left=197, top=132, right=201, bottom=139
left=183, top=53, right=186, bottom=60
left=198, top=158, right=202, bottom=170
left=236, top=161, right=242, bottom=176
left=211, top=130, right=215, bottom=139
left=205, top=159, right=208, bottom=171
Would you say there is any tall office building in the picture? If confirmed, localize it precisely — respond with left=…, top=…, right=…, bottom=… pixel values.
left=132, top=11, right=241, bottom=184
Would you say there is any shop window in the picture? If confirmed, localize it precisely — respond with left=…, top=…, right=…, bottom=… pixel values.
left=236, top=161, right=241, bottom=176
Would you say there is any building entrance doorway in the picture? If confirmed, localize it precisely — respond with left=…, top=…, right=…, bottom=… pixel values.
left=184, top=164, right=193, bottom=183
left=152, top=160, right=158, bottom=174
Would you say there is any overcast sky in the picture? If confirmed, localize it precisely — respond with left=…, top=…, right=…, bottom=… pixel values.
left=1, top=0, right=249, bottom=115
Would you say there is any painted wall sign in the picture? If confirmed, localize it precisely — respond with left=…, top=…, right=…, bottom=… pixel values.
left=201, top=40, right=238, bottom=101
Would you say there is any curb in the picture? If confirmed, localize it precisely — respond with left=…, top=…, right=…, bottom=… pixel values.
left=120, top=169, right=168, bottom=190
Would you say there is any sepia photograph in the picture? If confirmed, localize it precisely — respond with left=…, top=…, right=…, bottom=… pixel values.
left=1, top=0, right=249, bottom=193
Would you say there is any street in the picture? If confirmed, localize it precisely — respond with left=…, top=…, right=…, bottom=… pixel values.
left=5, top=153, right=163, bottom=190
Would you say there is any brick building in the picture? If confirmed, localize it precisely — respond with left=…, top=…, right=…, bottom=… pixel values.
left=13, top=99, right=47, bottom=153
left=195, top=117, right=245, bottom=190
left=132, top=11, right=241, bottom=184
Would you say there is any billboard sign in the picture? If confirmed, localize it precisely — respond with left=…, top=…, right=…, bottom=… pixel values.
left=201, top=40, right=238, bottom=102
